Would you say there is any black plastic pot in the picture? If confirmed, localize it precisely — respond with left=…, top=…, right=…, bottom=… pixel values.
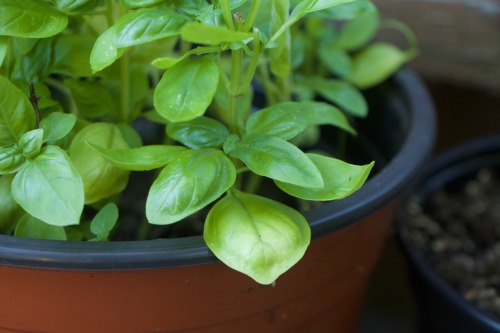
left=398, top=136, right=500, bottom=333
left=0, top=69, right=436, bottom=333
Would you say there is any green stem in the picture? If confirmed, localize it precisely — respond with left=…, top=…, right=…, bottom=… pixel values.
left=221, top=0, right=234, bottom=30
left=239, top=31, right=262, bottom=94
left=228, top=48, right=242, bottom=133
left=244, top=172, right=263, bottom=194
left=257, top=64, right=279, bottom=106
left=120, top=51, right=130, bottom=122
left=105, top=0, right=114, bottom=27
left=242, top=0, right=262, bottom=32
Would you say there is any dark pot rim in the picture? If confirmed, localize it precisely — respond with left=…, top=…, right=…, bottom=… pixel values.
left=398, top=136, right=500, bottom=332
left=0, top=69, right=436, bottom=270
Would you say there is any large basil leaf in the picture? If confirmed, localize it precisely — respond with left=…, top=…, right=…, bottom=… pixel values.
left=146, top=149, right=236, bottom=225
left=14, top=214, right=67, bottom=240
left=0, top=75, right=36, bottom=146
left=120, top=0, right=165, bottom=9
left=11, top=38, right=53, bottom=82
left=226, top=133, right=323, bottom=188
left=52, top=0, right=105, bottom=15
left=308, top=102, right=355, bottom=135
left=245, top=102, right=314, bottom=140
left=0, top=174, right=24, bottom=231
left=90, top=27, right=125, bottom=73
left=12, top=145, right=84, bottom=226
left=0, top=0, right=68, bottom=38
left=348, top=43, right=409, bottom=89
left=87, top=144, right=187, bottom=171
left=336, top=10, right=379, bottom=51
left=52, top=34, right=94, bottom=77
left=39, top=112, right=77, bottom=143
left=0, top=144, right=25, bottom=175
left=311, top=78, right=367, bottom=117
left=167, top=116, right=230, bottom=149
left=69, top=123, right=130, bottom=204
left=204, top=190, right=311, bottom=284
left=154, top=58, right=219, bottom=122
left=113, top=9, right=189, bottom=48
left=180, top=22, right=253, bottom=45
left=276, top=153, right=374, bottom=200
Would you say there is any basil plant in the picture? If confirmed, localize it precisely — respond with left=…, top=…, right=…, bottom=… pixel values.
left=0, top=0, right=414, bottom=284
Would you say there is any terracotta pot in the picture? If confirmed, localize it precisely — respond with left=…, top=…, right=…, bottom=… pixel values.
left=0, top=69, right=436, bottom=333
left=398, top=137, right=500, bottom=333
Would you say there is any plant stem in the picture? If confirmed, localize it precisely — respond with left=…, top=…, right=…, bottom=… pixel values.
left=242, top=0, right=261, bottom=32
left=221, top=0, right=234, bottom=30
left=120, top=50, right=130, bottom=122
left=228, top=48, right=242, bottom=133
left=105, top=0, right=114, bottom=27
left=239, top=31, right=262, bottom=94
left=28, top=83, right=41, bottom=129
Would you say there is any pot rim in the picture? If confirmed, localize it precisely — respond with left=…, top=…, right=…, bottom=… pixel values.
left=0, top=69, right=436, bottom=270
left=398, top=136, right=500, bottom=331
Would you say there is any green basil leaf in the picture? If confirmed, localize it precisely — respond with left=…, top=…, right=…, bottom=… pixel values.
left=276, top=153, right=374, bottom=200
left=65, top=79, right=115, bottom=119
left=0, top=75, right=36, bottom=146
left=308, top=102, right=355, bottom=135
left=120, top=0, right=165, bottom=9
left=0, top=36, right=7, bottom=69
left=113, top=9, right=189, bottom=48
left=230, top=0, right=248, bottom=9
left=90, top=27, right=125, bottom=73
left=89, top=202, right=118, bottom=241
left=14, top=214, right=67, bottom=240
left=167, top=116, right=230, bottom=149
left=19, top=129, right=44, bottom=159
left=69, top=123, right=130, bottom=204
left=301, top=0, right=355, bottom=13
left=87, top=143, right=188, bottom=171
left=314, top=0, right=375, bottom=20
left=52, top=0, right=104, bottom=15
left=336, top=10, right=379, bottom=51
left=152, top=46, right=220, bottom=69
left=154, top=58, right=219, bottom=122
left=0, top=174, right=24, bottom=231
left=318, top=44, right=351, bottom=78
left=181, top=22, right=253, bottom=45
left=204, top=190, right=311, bottom=285
left=11, top=38, right=53, bottom=82
left=12, top=145, right=84, bottom=226
left=146, top=149, right=236, bottom=225
left=246, top=102, right=314, bottom=140
left=271, top=0, right=353, bottom=42
left=312, top=78, right=367, bottom=117
left=40, top=112, right=77, bottom=143
left=51, top=34, right=94, bottom=77
left=227, top=133, right=323, bottom=188
left=0, top=0, right=68, bottom=38
left=117, top=124, right=143, bottom=149
left=0, top=144, right=25, bottom=175
left=348, top=43, right=408, bottom=89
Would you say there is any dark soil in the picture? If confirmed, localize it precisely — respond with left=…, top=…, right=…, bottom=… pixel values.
left=400, top=169, right=500, bottom=318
